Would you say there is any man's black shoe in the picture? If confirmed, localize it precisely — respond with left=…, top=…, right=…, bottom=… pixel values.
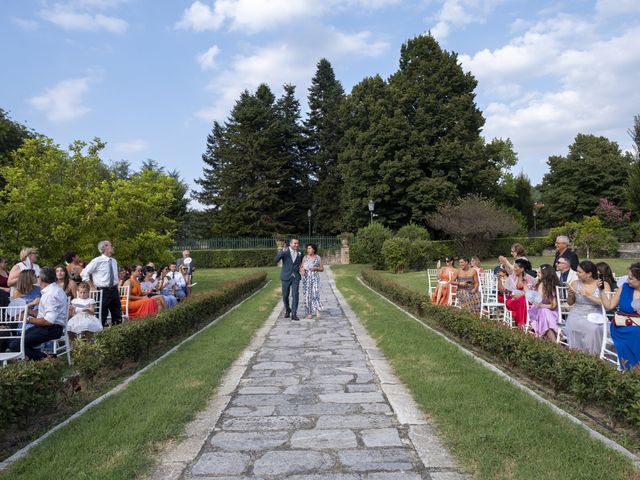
left=291, top=315, right=300, bottom=321
left=284, top=310, right=291, bottom=318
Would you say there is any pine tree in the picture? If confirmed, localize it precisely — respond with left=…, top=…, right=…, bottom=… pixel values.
left=626, top=115, right=640, bottom=215
left=305, top=59, right=345, bottom=234
left=193, top=85, right=294, bottom=235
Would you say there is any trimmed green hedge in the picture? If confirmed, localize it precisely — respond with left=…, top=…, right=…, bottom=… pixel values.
left=74, top=272, right=267, bottom=375
left=171, top=249, right=274, bottom=268
left=0, top=359, right=66, bottom=424
left=361, top=268, right=640, bottom=430
left=0, top=272, right=267, bottom=425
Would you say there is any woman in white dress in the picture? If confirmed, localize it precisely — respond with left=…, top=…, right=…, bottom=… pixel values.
left=67, top=282, right=102, bottom=342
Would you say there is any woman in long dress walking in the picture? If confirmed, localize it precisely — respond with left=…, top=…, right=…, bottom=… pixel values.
left=300, top=243, right=324, bottom=319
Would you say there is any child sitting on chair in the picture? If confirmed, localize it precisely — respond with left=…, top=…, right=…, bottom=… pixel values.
left=67, top=282, right=102, bottom=342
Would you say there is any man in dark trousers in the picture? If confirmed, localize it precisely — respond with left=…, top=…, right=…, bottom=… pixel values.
left=274, top=238, right=303, bottom=321
left=82, top=240, right=122, bottom=327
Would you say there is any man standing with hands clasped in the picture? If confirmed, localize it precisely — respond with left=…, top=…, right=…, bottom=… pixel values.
left=82, top=240, right=122, bottom=327
left=274, top=238, right=303, bottom=321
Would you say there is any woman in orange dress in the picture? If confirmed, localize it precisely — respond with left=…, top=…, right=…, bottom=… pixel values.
left=122, top=265, right=164, bottom=319
left=431, top=257, right=457, bottom=305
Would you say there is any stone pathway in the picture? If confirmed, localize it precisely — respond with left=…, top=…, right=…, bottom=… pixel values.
left=153, top=267, right=468, bottom=480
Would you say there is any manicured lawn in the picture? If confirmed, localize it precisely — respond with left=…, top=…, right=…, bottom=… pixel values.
left=192, top=266, right=279, bottom=294
left=332, top=264, right=637, bottom=480
left=381, top=256, right=640, bottom=295
left=1, top=269, right=281, bottom=480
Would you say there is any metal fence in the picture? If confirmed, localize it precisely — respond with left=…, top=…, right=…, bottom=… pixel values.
left=174, top=236, right=344, bottom=251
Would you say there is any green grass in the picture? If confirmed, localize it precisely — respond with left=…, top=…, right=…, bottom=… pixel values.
left=381, top=256, right=640, bottom=294
left=332, top=264, right=638, bottom=480
left=191, top=266, right=279, bottom=294
left=1, top=269, right=281, bottom=480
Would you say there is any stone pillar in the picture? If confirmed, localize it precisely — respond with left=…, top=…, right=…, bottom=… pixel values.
left=340, top=238, right=350, bottom=265
left=276, top=239, right=284, bottom=267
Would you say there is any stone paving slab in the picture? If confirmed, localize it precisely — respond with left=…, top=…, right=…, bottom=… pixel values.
left=150, top=267, right=469, bottom=479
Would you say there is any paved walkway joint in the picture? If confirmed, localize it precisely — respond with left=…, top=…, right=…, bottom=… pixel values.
left=152, top=267, right=468, bottom=479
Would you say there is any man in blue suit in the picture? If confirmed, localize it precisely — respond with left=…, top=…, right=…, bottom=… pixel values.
left=274, top=238, right=303, bottom=321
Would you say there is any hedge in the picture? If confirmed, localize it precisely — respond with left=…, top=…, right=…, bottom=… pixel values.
left=0, top=272, right=267, bottom=425
left=361, top=268, right=640, bottom=430
left=170, top=249, right=274, bottom=268
left=74, top=272, right=267, bottom=375
left=0, top=358, right=66, bottom=424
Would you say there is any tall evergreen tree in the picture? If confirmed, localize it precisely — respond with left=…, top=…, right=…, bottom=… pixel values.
left=626, top=115, right=640, bottom=215
left=193, top=84, right=294, bottom=235
left=305, top=59, right=345, bottom=234
left=539, top=134, right=632, bottom=226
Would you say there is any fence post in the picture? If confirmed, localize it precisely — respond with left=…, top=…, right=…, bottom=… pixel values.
left=340, top=237, right=350, bottom=265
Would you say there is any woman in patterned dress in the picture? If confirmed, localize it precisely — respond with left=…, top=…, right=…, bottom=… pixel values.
left=300, top=243, right=324, bottom=320
left=451, top=257, right=481, bottom=315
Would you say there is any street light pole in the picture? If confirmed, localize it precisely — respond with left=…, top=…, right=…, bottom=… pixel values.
left=307, top=209, right=311, bottom=237
left=368, top=200, right=375, bottom=224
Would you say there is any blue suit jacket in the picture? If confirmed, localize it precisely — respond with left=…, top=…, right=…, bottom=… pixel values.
left=274, top=249, right=303, bottom=281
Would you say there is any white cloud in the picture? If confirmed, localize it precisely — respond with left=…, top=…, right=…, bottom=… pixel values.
left=175, top=1, right=224, bottom=32
left=196, top=25, right=389, bottom=122
left=595, top=0, right=640, bottom=17
left=28, top=77, right=92, bottom=122
left=197, top=45, right=221, bottom=70
left=41, top=3, right=128, bottom=33
left=114, top=139, right=149, bottom=154
left=458, top=13, right=640, bottom=181
left=428, top=0, right=502, bottom=40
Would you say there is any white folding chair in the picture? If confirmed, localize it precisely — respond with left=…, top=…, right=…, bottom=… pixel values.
left=119, top=285, right=130, bottom=322
left=448, top=273, right=458, bottom=307
left=89, top=289, right=103, bottom=324
left=427, top=269, right=438, bottom=296
left=0, top=305, right=29, bottom=366
left=479, top=274, right=507, bottom=321
left=599, top=291, right=619, bottom=368
left=50, top=297, right=72, bottom=364
left=555, top=285, right=570, bottom=346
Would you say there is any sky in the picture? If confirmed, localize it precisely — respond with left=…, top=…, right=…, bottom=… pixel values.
left=2, top=0, right=640, bottom=208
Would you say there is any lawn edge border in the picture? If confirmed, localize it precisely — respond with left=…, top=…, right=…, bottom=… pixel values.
left=352, top=274, right=640, bottom=469
left=0, top=279, right=271, bottom=473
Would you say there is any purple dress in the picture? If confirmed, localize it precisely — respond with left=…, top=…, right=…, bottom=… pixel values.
left=529, top=291, right=558, bottom=337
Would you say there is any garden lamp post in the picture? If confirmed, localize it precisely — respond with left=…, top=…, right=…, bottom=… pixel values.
left=368, top=200, right=375, bottom=224
left=307, top=209, right=311, bottom=236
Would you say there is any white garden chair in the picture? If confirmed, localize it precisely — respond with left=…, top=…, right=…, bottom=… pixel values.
left=89, top=289, right=103, bottom=324
left=599, top=291, right=619, bottom=368
left=479, top=274, right=507, bottom=322
left=119, top=285, right=130, bottom=322
left=555, top=285, right=570, bottom=346
left=427, top=269, right=438, bottom=296
left=0, top=305, right=29, bottom=366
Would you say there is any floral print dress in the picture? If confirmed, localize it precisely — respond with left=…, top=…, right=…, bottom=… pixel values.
left=302, top=255, right=323, bottom=315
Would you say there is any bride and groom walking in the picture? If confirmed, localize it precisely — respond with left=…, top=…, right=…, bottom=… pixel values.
left=274, top=238, right=324, bottom=321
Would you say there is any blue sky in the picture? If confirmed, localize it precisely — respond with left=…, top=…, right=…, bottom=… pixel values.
left=2, top=0, right=639, bottom=207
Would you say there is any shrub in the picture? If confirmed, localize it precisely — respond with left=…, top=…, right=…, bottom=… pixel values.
left=74, top=272, right=267, bottom=372
left=355, top=222, right=393, bottom=269
left=170, top=249, right=274, bottom=268
left=0, top=359, right=66, bottom=424
left=361, top=268, right=640, bottom=430
left=382, top=237, right=412, bottom=273
left=349, top=243, right=368, bottom=264
left=396, top=223, right=430, bottom=241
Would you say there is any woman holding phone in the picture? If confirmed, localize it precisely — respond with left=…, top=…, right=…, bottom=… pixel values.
left=451, top=257, right=481, bottom=315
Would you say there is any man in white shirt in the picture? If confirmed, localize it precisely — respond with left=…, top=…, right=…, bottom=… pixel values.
left=82, top=240, right=122, bottom=326
left=9, top=267, right=68, bottom=360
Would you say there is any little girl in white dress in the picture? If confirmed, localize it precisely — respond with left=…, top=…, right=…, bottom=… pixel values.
left=67, top=282, right=102, bottom=342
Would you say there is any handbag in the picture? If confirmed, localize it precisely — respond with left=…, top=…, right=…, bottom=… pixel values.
left=613, top=313, right=640, bottom=327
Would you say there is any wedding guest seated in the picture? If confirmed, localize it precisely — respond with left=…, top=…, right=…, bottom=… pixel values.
left=553, top=235, right=579, bottom=271
left=528, top=264, right=559, bottom=342
left=556, top=257, right=577, bottom=286
left=55, top=264, right=77, bottom=298
left=67, top=281, right=102, bottom=343
left=602, top=262, right=640, bottom=370
left=141, top=266, right=176, bottom=308
left=64, top=251, right=84, bottom=283
left=451, top=257, right=481, bottom=315
left=8, top=267, right=68, bottom=360
left=566, top=261, right=604, bottom=355
left=500, top=258, right=537, bottom=329
left=0, top=256, right=10, bottom=306
left=156, top=265, right=178, bottom=307
left=7, top=248, right=41, bottom=287
left=596, top=261, right=618, bottom=314
left=431, top=257, right=456, bottom=305
left=12, top=269, right=42, bottom=317
left=123, top=265, right=164, bottom=319
left=175, top=264, right=190, bottom=299
left=498, top=243, right=528, bottom=274
left=470, top=256, right=484, bottom=274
